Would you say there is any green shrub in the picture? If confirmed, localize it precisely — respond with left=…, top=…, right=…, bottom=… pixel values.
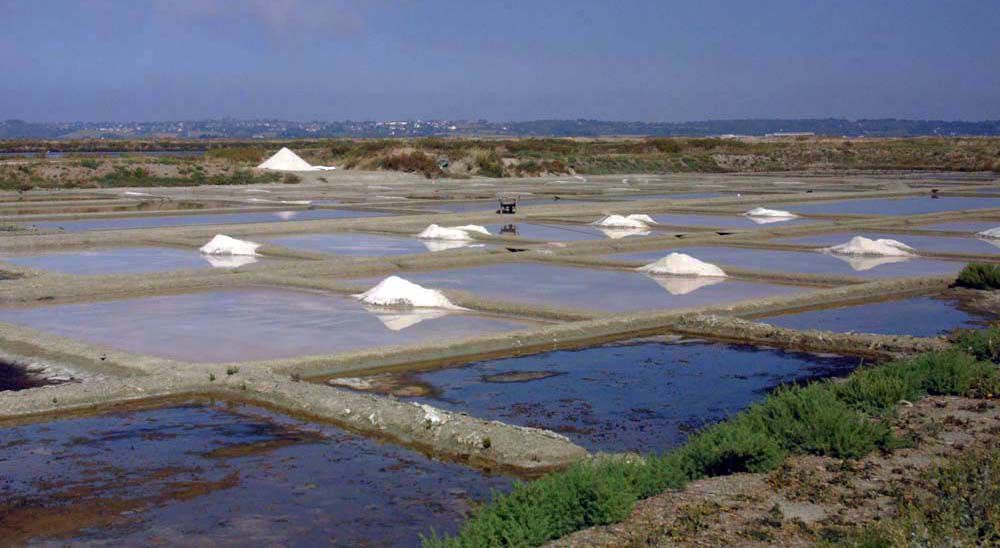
left=953, top=327, right=1000, bottom=363
left=206, top=147, right=267, bottom=163
left=750, top=384, right=892, bottom=458
left=956, top=262, right=1000, bottom=290
left=377, top=151, right=443, bottom=178
left=474, top=151, right=506, bottom=178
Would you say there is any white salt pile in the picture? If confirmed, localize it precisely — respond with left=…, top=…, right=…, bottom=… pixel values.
left=744, top=207, right=798, bottom=218
left=593, top=214, right=657, bottom=229
left=257, top=147, right=337, bottom=172
left=416, top=224, right=490, bottom=241
left=824, top=236, right=915, bottom=257
left=199, top=234, right=260, bottom=256
left=638, top=252, right=727, bottom=277
left=355, top=276, right=462, bottom=309
left=976, top=227, right=1000, bottom=239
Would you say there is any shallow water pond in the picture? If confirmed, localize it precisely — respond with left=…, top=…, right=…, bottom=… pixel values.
left=0, top=289, right=534, bottom=363
left=0, top=402, right=509, bottom=546
left=613, top=192, right=726, bottom=201
left=915, top=220, right=1000, bottom=233
left=26, top=209, right=386, bottom=233
left=761, top=294, right=991, bottom=337
left=485, top=222, right=627, bottom=241
left=773, top=232, right=999, bottom=255
left=608, top=246, right=964, bottom=278
left=387, top=263, right=809, bottom=313
left=650, top=213, right=815, bottom=229
left=370, top=340, right=857, bottom=453
left=416, top=197, right=591, bottom=213
left=787, top=196, right=1000, bottom=216
left=1, top=247, right=262, bottom=275
left=263, top=232, right=432, bottom=256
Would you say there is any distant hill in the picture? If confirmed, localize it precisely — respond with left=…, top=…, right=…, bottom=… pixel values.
left=3, top=118, right=1000, bottom=140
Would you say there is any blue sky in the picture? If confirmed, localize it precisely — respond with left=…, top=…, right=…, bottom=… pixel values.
left=2, top=0, right=998, bottom=122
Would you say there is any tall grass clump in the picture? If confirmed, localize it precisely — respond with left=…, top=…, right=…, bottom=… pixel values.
left=953, top=326, right=1000, bottom=363
left=426, top=347, right=999, bottom=547
left=956, top=262, right=1000, bottom=290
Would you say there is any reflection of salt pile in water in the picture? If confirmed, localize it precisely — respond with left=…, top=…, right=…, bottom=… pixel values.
left=827, top=254, right=912, bottom=272
left=647, top=275, right=725, bottom=295
left=743, top=207, right=799, bottom=225
left=200, top=234, right=260, bottom=256
left=202, top=255, right=259, bottom=269
left=421, top=240, right=484, bottom=252
left=355, top=276, right=462, bottom=310
left=596, top=227, right=651, bottom=239
left=257, top=147, right=337, bottom=172
left=593, top=214, right=657, bottom=229
left=274, top=211, right=299, bottom=220
left=363, top=306, right=452, bottom=331
left=823, top=236, right=915, bottom=257
left=416, top=224, right=490, bottom=241
left=638, top=252, right=727, bottom=277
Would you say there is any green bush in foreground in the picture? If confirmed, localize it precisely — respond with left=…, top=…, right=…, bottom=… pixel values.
left=425, top=347, right=999, bottom=547
left=954, top=326, right=1000, bottom=363
left=956, top=262, right=1000, bottom=290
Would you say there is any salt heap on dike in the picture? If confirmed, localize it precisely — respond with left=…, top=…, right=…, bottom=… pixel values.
left=593, top=214, right=657, bottom=229
left=824, top=236, right=915, bottom=257
left=356, top=276, right=462, bottom=309
left=638, top=252, right=727, bottom=277
left=744, top=207, right=797, bottom=218
left=976, top=227, right=1000, bottom=239
left=416, top=224, right=490, bottom=241
left=257, top=147, right=337, bottom=172
left=744, top=207, right=798, bottom=224
left=199, top=234, right=260, bottom=256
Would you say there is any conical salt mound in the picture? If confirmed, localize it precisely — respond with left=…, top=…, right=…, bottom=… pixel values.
left=354, top=276, right=463, bottom=310
left=638, top=253, right=727, bottom=277
left=257, top=147, right=316, bottom=171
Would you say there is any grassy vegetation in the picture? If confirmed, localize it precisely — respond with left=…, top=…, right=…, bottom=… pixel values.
left=205, top=146, right=268, bottom=163
left=956, top=262, right=1000, bottom=290
left=424, top=335, right=1000, bottom=547
left=376, top=151, right=443, bottom=178
left=94, top=166, right=280, bottom=188
left=833, top=448, right=1000, bottom=547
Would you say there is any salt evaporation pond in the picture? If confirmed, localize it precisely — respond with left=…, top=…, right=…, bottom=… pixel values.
left=369, top=340, right=857, bottom=453
left=418, top=197, right=591, bottom=213
left=263, top=232, right=432, bottom=256
left=0, top=289, right=534, bottom=363
left=762, top=295, right=991, bottom=337
left=650, top=213, right=815, bottom=229
left=384, top=263, right=809, bottom=312
left=774, top=232, right=999, bottom=255
left=485, top=222, right=618, bottom=241
left=915, top=220, right=1000, bottom=233
left=26, top=209, right=385, bottom=233
left=1, top=247, right=260, bottom=275
left=0, top=402, right=508, bottom=546
left=607, top=246, right=964, bottom=278
left=612, top=192, right=726, bottom=201
left=787, top=196, right=1000, bottom=216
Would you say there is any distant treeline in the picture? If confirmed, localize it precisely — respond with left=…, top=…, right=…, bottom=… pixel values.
left=2, top=118, right=1000, bottom=141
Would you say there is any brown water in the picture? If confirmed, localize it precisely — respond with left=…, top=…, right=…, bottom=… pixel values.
left=0, top=288, right=535, bottom=363
left=0, top=402, right=510, bottom=546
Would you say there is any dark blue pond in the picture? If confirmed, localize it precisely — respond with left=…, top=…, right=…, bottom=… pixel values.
left=386, top=341, right=858, bottom=453
left=0, top=403, right=509, bottom=546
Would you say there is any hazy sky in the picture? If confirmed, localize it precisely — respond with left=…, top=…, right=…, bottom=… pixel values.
left=3, top=0, right=998, bottom=122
